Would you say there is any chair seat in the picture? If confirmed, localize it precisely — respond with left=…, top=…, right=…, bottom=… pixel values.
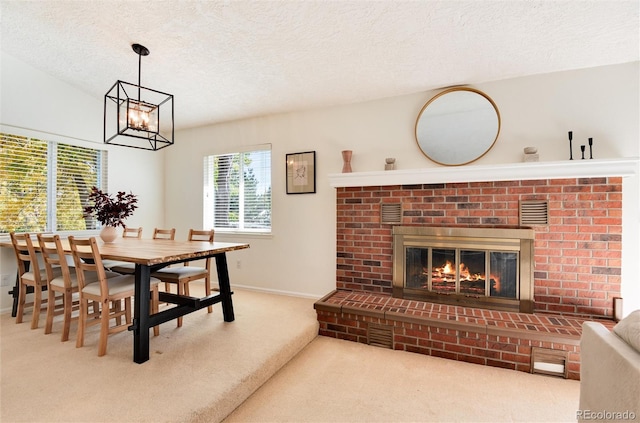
left=151, top=266, right=207, bottom=283
left=82, top=275, right=160, bottom=297
left=50, top=270, right=119, bottom=289
left=102, top=259, right=131, bottom=270
left=23, top=266, right=62, bottom=285
left=109, top=263, right=136, bottom=274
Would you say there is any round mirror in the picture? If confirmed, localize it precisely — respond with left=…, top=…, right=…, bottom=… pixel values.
left=415, top=87, right=500, bottom=166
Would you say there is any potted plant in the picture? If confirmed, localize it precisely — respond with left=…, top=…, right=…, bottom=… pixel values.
left=84, top=186, right=138, bottom=242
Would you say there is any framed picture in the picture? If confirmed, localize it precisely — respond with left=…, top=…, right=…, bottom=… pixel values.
left=286, top=151, right=316, bottom=194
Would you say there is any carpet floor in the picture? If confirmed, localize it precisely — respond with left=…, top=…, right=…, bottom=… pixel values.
left=1, top=286, right=580, bottom=422
left=0, top=288, right=318, bottom=423
left=225, top=336, right=580, bottom=422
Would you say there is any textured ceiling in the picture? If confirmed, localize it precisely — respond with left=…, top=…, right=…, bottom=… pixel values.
left=1, top=0, right=638, bottom=130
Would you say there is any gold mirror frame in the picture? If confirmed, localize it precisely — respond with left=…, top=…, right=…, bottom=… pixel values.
left=415, top=87, right=501, bottom=166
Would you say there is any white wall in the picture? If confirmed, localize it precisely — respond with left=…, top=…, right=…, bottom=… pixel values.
left=1, top=50, right=638, bottom=315
left=167, top=62, right=640, bottom=314
left=0, top=52, right=165, bottom=312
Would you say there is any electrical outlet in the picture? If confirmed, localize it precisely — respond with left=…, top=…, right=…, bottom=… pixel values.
left=0, top=274, right=13, bottom=287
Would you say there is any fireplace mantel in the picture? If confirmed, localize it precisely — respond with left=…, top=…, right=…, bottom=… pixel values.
left=329, top=157, right=639, bottom=188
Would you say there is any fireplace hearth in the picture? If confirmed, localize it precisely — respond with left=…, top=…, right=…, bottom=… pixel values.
left=393, top=226, right=535, bottom=313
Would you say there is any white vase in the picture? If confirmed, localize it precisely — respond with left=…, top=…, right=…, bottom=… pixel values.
left=99, top=226, right=118, bottom=243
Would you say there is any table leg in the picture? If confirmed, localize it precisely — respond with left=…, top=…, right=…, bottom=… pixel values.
left=9, top=258, right=30, bottom=317
left=9, top=274, right=19, bottom=317
left=215, top=253, right=235, bottom=322
left=132, top=264, right=151, bottom=364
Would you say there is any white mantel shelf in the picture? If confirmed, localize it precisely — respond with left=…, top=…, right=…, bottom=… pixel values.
left=328, top=157, right=640, bottom=188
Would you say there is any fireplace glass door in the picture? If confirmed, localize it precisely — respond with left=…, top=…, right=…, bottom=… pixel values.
left=405, top=247, right=518, bottom=299
left=490, top=252, right=518, bottom=298
left=459, top=250, right=486, bottom=295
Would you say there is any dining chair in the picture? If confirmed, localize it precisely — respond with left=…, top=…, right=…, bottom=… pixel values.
left=10, top=232, right=54, bottom=329
left=153, top=228, right=176, bottom=240
left=37, top=233, right=77, bottom=341
left=102, top=226, right=143, bottom=273
left=110, top=227, right=175, bottom=275
left=122, top=226, right=143, bottom=238
left=151, top=229, right=214, bottom=327
left=149, top=228, right=177, bottom=292
left=68, top=236, right=160, bottom=357
left=37, top=234, right=116, bottom=341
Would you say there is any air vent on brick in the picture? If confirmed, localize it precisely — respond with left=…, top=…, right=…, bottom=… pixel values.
left=367, top=324, right=393, bottom=349
left=381, top=203, right=402, bottom=224
left=519, top=200, right=549, bottom=226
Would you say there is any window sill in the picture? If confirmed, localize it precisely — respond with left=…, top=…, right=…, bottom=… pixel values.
left=0, top=229, right=100, bottom=243
left=214, top=231, right=273, bottom=240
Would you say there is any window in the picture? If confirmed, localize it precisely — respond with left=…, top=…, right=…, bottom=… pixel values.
left=203, top=145, right=271, bottom=233
left=0, top=132, right=107, bottom=233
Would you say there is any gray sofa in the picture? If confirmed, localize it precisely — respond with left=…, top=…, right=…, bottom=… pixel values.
left=579, top=312, right=640, bottom=421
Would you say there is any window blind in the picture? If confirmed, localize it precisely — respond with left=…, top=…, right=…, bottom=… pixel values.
left=0, top=132, right=107, bottom=233
left=203, top=145, right=271, bottom=233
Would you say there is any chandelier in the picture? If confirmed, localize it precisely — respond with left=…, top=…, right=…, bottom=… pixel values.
left=104, top=43, right=174, bottom=151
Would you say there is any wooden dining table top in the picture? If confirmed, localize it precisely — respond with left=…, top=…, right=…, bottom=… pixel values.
left=92, top=238, right=250, bottom=266
left=1, top=236, right=250, bottom=266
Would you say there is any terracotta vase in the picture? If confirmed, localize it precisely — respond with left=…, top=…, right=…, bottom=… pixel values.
left=99, top=225, right=118, bottom=243
left=341, top=150, right=353, bottom=173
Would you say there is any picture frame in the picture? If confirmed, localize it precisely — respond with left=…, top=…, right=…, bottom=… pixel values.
left=286, top=151, right=316, bottom=194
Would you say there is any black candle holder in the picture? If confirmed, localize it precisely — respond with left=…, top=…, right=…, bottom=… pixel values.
left=588, top=138, right=593, bottom=159
left=581, top=145, right=586, bottom=160
left=568, top=131, right=573, bottom=160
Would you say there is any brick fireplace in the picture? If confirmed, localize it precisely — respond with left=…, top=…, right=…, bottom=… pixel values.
left=315, top=159, right=637, bottom=379
left=336, top=176, right=623, bottom=319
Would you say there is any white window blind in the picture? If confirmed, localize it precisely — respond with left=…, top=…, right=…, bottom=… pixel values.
left=0, top=132, right=108, bottom=233
left=203, top=145, right=271, bottom=233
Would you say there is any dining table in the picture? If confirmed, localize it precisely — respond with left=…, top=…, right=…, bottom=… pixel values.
left=2, top=235, right=250, bottom=363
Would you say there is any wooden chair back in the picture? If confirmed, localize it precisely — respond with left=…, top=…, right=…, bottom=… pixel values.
left=188, top=229, right=214, bottom=242
left=10, top=232, right=47, bottom=328
left=68, top=237, right=109, bottom=296
left=185, top=229, right=214, bottom=269
left=9, top=232, right=40, bottom=280
left=37, top=234, right=74, bottom=289
left=123, top=226, right=143, bottom=238
left=153, top=228, right=176, bottom=240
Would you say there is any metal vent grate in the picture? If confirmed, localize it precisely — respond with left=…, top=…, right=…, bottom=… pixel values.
left=367, top=324, right=393, bottom=349
left=520, top=200, right=549, bottom=226
left=530, top=347, right=568, bottom=378
left=381, top=203, right=402, bottom=224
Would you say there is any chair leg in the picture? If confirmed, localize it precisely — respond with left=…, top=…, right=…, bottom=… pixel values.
left=44, top=287, right=56, bottom=335
left=30, top=283, right=43, bottom=330
left=76, top=298, right=88, bottom=348
left=124, top=297, right=131, bottom=324
left=97, top=300, right=110, bottom=357
left=16, top=282, right=26, bottom=324
left=61, top=290, right=73, bottom=342
left=152, top=286, right=159, bottom=337
left=205, top=277, right=213, bottom=313
left=114, top=299, right=122, bottom=326
left=176, top=282, right=184, bottom=328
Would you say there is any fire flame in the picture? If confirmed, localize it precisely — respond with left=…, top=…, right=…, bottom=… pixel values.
left=432, top=260, right=501, bottom=291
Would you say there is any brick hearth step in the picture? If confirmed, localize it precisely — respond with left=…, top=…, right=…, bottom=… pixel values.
left=314, top=290, right=616, bottom=380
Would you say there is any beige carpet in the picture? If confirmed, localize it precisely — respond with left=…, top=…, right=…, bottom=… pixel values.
left=0, top=287, right=318, bottom=423
left=1, top=286, right=580, bottom=423
left=225, top=336, right=580, bottom=423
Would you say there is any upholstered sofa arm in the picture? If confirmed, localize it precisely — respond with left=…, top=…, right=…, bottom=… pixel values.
left=579, top=321, right=640, bottom=419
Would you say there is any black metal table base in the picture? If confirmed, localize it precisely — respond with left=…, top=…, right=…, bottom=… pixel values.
left=130, top=252, right=235, bottom=363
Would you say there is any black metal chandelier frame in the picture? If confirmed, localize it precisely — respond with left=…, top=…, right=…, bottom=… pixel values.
left=104, top=43, right=174, bottom=151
